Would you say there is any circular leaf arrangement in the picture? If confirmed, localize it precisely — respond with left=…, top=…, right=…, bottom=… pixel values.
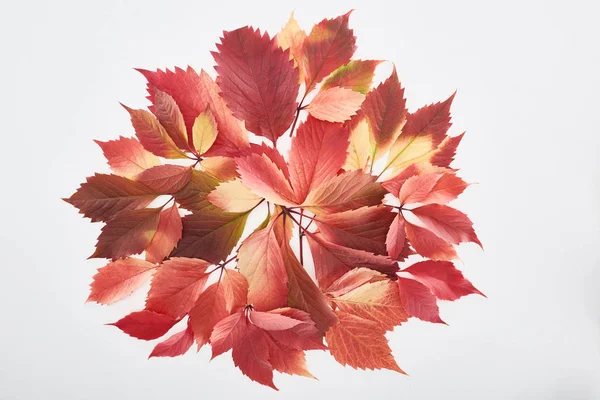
left=66, top=11, right=483, bottom=390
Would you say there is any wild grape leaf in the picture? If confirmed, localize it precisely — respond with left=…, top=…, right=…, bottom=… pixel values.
left=90, top=208, right=161, bottom=260
left=316, top=205, right=395, bottom=255
left=266, top=339, right=314, bottom=379
left=64, top=174, right=157, bottom=222
left=265, top=308, right=327, bottom=351
left=404, top=221, right=457, bottom=261
left=362, top=68, right=406, bottom=160
left=109, top=310, right=178, bottom=340
left=236, top=153, right=297, bottom=207
left=138, top=67, right=249, bottom=157
left=191, top=109, right=218, bottom=155
left=149, top=321, right=194, bottom=358
left=326, top=310, right=405, bottom=373
left=385, top=93, right=456, bottom=173
left=122, top=104, right=186, bottom=159
left=207, top=178, right=262, bottom=212
left=171, top=207, right=250, bottom=263
left=343, top=116, right=371, bottom=171
left=87, top=258, right=157, bottom=305
left=213, top=26, right=299, bottom=143
left=188, top=282, right=228, bottom=350
left=95, top=136, right=160, bottom=178
left=201, top=156, right=239, bottom=181
left=221, top=269, right=249, bottom=314
left=396, top=277, right=445, bottom=324
left=306, top=232, right=398, bottom=290
left=411, top=204, right=482, bottom=248
left=173, top=169, right=220, bottom=212
left=145, top=257, right=211, bottom=318
left=325, top=267, right=387, bottom=298
left=280, top=242, right=337, bottom=333
left=402, top=260, right=484, bottom=300
left=302, top=11, right=356, bottom=91
left=288, top=116, right=350, bottom=202
left=385, top=214, right=407, bottom=260
left=151, top=88, right=190, bottom=152
left=136, top=165, right=192, bottom=194
left=277, top=12, right=306, bottom=83
left=332, top=279, right=409, bottom=331
left=145, top=204, right=182, bottom=264
left=302, top=170, right=386, bottom=215
left=321, top=59, right=381, bottom=94
left=237, top=222, right=288, bottom=311
left=307, top=87, right=365, bottom=123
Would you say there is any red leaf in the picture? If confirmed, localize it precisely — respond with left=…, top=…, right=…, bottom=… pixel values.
left=136, top=165, right=192, bottom=194
left=403, top=260, right=484, bottom=300
left=90, top=208, right=161, bottom=260
left=237, top=223, right=288, bottom=311
left=231, top=321, right=278, bottom=390
left=385, top=214, right=407, bottom=260
left=333, top=279, right=409, bottom=331
left=222, top=269, right=249, bottom=314
left=171, top=208, right=249, bottom=263
left=325, top=267, right=387, bottom=298
left=210, top=312, right=245, bottom=358
left=397, top=277, right=445, bottom=324
left=145, top=204, right=182, bottom=264
left=149, top=322, right=194, bottom=358
left=109, top=310, right=178, bottom=340
left=398, top=173, right=443, bottom=205
left=288, top=116, right=350, bottom=202
left=236, top=153, right=297, bottom=206
left=431, top=132, right=464, bottom=168
left=64, top=174, right=157, bottom=222
left=303, top=170, right=386, bottom=215
left=266, top=308, right=327, bottom=351
left=151, top=88, right=190, bottom=152
left=172, top=169, right=220, bottom=212
left=138, top=67, right=249, bottom=157
left=362, top=68, right=407, bottom=156
left=250, top=311, right=303, bottom=331
left=280, top=240, right=337, bottom=333
left=316, top=205, right=395, bottom=255
left=321, top=59, right=382, bottom=94
left=404, top=220, right=457, bottom=261
left=411, top=204, right=482, bottom=248
left=201, top=156, right=239, bottom=181
left=265, top=339, right=315, bottom=379
left=145, top=257, right=210, bottom=318
left=122, top=104, right=185, bottom=159
left=302, top=11, right=356, bottom=91
left=307, top=87, right=365, bottom=123
left=326, top=311, right=405, bottom=373
left=306, top=233, right=398, bottom=290
left=95, top=136, right=160, bottom=178
left=213, top=27, right=299, bottom=143
left=188, top=282, right=227, bottom=350
left=87, top=258, right=157, bottom=305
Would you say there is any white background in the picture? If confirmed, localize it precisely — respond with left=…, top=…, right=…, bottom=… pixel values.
left=1, top=0, right=599, bottom=399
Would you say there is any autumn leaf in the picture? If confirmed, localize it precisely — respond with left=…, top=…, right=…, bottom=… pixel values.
left=411, top=204, right=482, bottom=248
left=172, top=169, right=220, bottom=212
left=95, top=136, right=160, bottom=178
left=236, top=152, right=297, bottom=206
left=200, top=156, right=239, bottom=181
left=302, top=170, right=386, bottom=215
left=402, top=260, right=485, bottom=300
left=277, top=12, right=306, bottom=83
left=188, top=282, right=228, bottom=350
left=326, top=311, right=405, bottom=373
left=302, top=11, right=356, bottom=92
left=65, top=174, right=157, bottom=222
left=145, top=204, right=182, bottom=264
left=397, top=277, right=445, bottom=324
left=109, top=310, right=178, bottom=340
left=307, top=87, right=365, bottom=123
left=191, top=109, right=218, bottom=155
left=122, top=104, right=186, bottom=159
left=145, top=257, right=211, bottom=318
left=343, top=115, right=371, bottom=171
left=321, top=60, right=382, bottom=94
left=90, top=208, right=161, bottom=260
left=214, top=26, right=299, bottom=143
left=87, top=258, right=157, bottom=305
left=386, top=214, right=407, bottom=260
left=288, top=116, right=350, bottom=202
left=149, top=321, right=195, bottom=358
left=151, top=88, right=190, bottom=152
left=136, top=165, right=192, bottom=194
left=207, top=178, right=262, bottom=212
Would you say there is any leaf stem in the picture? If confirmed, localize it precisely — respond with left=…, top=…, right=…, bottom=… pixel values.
left=288, top=91, right=309, bottom=137
left=298, top=209, right=304, bottom=265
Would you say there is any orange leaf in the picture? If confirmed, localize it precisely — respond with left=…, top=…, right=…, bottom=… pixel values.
left=145, top=204, right=182, bottom=264
left=95, top=136, right=160, bottom=178
left=149, top=321, right=194, bottom=358
left=87, top=258, right=157, bottom=305
left=307, top=87, right=365, bottom=123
